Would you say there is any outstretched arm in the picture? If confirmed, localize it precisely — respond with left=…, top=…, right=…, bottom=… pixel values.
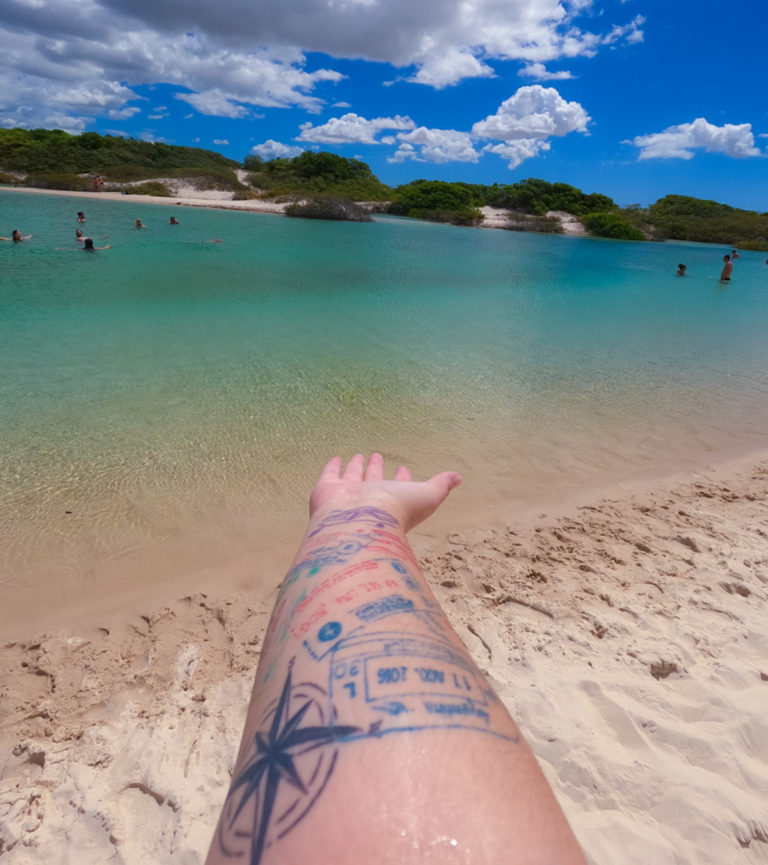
left=206, top=453, right=585, bottom=865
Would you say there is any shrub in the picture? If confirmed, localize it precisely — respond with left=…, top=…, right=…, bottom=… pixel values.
left=25, top=172, right=92, bottom=191
left=284, top=197, right=372, bottom=221
left=583, top=212, right=645, bottom=240
left=504, top=214, right=564, bottom=234
left=123, top=181, right=172, bottom=196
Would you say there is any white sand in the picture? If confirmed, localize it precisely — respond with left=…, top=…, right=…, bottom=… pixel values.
left=2, top=456, right=766, bottom=863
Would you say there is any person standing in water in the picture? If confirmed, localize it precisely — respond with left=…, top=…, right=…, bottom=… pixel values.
left=720, top=254, right=733, bottom=283
left=676, top=264, right=687, bottom=276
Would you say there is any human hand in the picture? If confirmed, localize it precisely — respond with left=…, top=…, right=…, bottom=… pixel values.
left=308, top=453, right=462, bottom=534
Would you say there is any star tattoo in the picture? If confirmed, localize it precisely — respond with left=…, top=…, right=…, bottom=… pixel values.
left=221, top=661, right=360, bottom=865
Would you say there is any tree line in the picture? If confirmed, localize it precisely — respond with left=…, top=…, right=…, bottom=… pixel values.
left=2, top=128, right=766, bottom=247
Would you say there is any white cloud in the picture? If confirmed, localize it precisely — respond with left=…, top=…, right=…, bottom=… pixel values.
left=389, top=127, right=479, bottom=163
left=632, top=117, right=761, bottom=160
left=472, top=85, right=590, bottom=141
left=0, top=0, right=647, bottom=131
left=297, top=112, right=415, bottom=144
left=175, top=89, right=249, bottom=118
left=602, top=14, right=645, bottom=46
left=147, top=113, right=165, bottom=119
left=409, top=47, right=494, bottom=88
left=250, top=139, right=304, bottom=159
left=483, top=139, right=551, bottom=169
left=518, top=62, right=573, bottom=81
left=108, top=105, right=141, bottom=119
left=213, top=138, right=229, bottom=145
left=332, top=101, right=351, bottom=108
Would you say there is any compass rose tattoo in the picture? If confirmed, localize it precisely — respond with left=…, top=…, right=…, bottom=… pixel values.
left=217, top=660, right=360, bottom=864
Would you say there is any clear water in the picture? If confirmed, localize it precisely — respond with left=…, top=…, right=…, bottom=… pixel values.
left=2, top=189, right=768, bottom=619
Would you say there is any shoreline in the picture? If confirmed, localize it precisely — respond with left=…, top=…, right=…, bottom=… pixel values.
left=1, top=449, right=766, bottom=863
left=0, top=185, right=589, bottom=234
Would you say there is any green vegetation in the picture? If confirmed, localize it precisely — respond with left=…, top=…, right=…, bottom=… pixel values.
left=123, top=181, right=172, bottom=197
left=389, top=180, right=483, bottom=225
left=3, top=127, right=766, bottom=247
left=0, top=127, right=240, bottom=186
left=284, top=197, right=372, bottom=221
left=643, top=195, right=768, bottom=248
left=245, top=151, right=391, bottom=200
left=482, top=178, right=615, bottom=216
left=582, top=212, right=645, bottom=241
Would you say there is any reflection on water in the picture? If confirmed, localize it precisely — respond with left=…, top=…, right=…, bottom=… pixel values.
left=2, top=190, right=768, bottom=619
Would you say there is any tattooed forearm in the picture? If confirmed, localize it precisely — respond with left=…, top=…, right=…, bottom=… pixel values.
left=215, top=510, right=518, bottom=864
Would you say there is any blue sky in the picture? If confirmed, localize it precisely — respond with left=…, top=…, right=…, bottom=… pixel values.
left=1, top=0, right=766, bottom=209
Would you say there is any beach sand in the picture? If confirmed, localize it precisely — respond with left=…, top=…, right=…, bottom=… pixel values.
left=2, top=454, right=766, bottom=863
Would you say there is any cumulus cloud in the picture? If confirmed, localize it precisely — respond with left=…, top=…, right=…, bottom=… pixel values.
left=472, top=85, right=590, bottom=141
left=0, top=0, right=645, bottom=129
left=250, top=139, right=304, bottom=159
left=632, top=117, right=761, bottom=160
left=297, top=112, right=415, bottom=144
left=389, top=127, right=479, bottom=163
left=518, top=62, right=573, bottom=81
left=176, top=89, right=249, bottom=118
left=483, top=139, right=551, bottom=169
left=108, top=105, right=141, bottom=119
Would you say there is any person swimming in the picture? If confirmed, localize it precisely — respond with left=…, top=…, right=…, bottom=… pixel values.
left=169, top=216, right=179, bottom=225
left=77, top=212, right=86, bottom=222
left=676, top=263, right=687, bottom=276
left=75, top=228, right=85, bottom=242
left=1, top=229, right=32, bottom=243
left=135, top=218, right=145, bottom=229
left=82, top=238, right=110, bottom=251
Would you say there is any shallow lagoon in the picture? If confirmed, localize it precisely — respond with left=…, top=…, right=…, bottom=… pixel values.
left=2, top=189, right=767, bottom=622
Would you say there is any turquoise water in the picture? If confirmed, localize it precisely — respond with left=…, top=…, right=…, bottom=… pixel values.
left=2, top=188, right=768, bottom=617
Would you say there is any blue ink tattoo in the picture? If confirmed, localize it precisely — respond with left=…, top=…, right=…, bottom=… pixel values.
left=218, top=661, right=360, bottom=865
left=308, top=507, right=399, bottom=538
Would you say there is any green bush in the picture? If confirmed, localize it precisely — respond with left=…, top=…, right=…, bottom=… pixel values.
left=646, top=194, right=768, bottom=244
left=25, top=172, right=92, bottom=191
left=583, top=212, right=645, bottom=240
left=736, top=239, right=768, bottom=251
left=123, top=181, right=172, bottom=196
left=285, top=197, right=372, bottom=221
left=504, top=213, right=564, bottom=233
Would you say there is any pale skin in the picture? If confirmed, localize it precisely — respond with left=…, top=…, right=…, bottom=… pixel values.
left=206, top=453, right=586, bottom=865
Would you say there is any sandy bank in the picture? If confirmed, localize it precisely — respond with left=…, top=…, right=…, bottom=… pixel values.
left=3, top=185, right=587, bottom=232
left=2, top=456, right=766, bottom=864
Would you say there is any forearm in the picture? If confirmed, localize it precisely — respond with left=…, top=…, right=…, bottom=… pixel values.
left=207, top=504, right=585, bottom=865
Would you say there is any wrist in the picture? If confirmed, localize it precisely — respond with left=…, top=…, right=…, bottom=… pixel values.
left=305, top=503, right=406, bottom=539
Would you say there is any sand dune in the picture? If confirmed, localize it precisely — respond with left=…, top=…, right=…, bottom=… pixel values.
left=1, top=457, right=767, bottom=863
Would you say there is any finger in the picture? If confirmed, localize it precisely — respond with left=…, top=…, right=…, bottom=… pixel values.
left=425, top=471, right=463, bottom=502
left=317, top=456, right=342, bottom=483
left=342, top=453, right=365, bottom=481
left=393, top=465, right=412, bottom=482
left=364, top=452, right=384, bottom=481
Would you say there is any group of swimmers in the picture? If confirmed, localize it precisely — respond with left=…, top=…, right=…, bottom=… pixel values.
left=2, top=210, right=189, bottom=252
left=675, top=249, right=743, bottom=281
